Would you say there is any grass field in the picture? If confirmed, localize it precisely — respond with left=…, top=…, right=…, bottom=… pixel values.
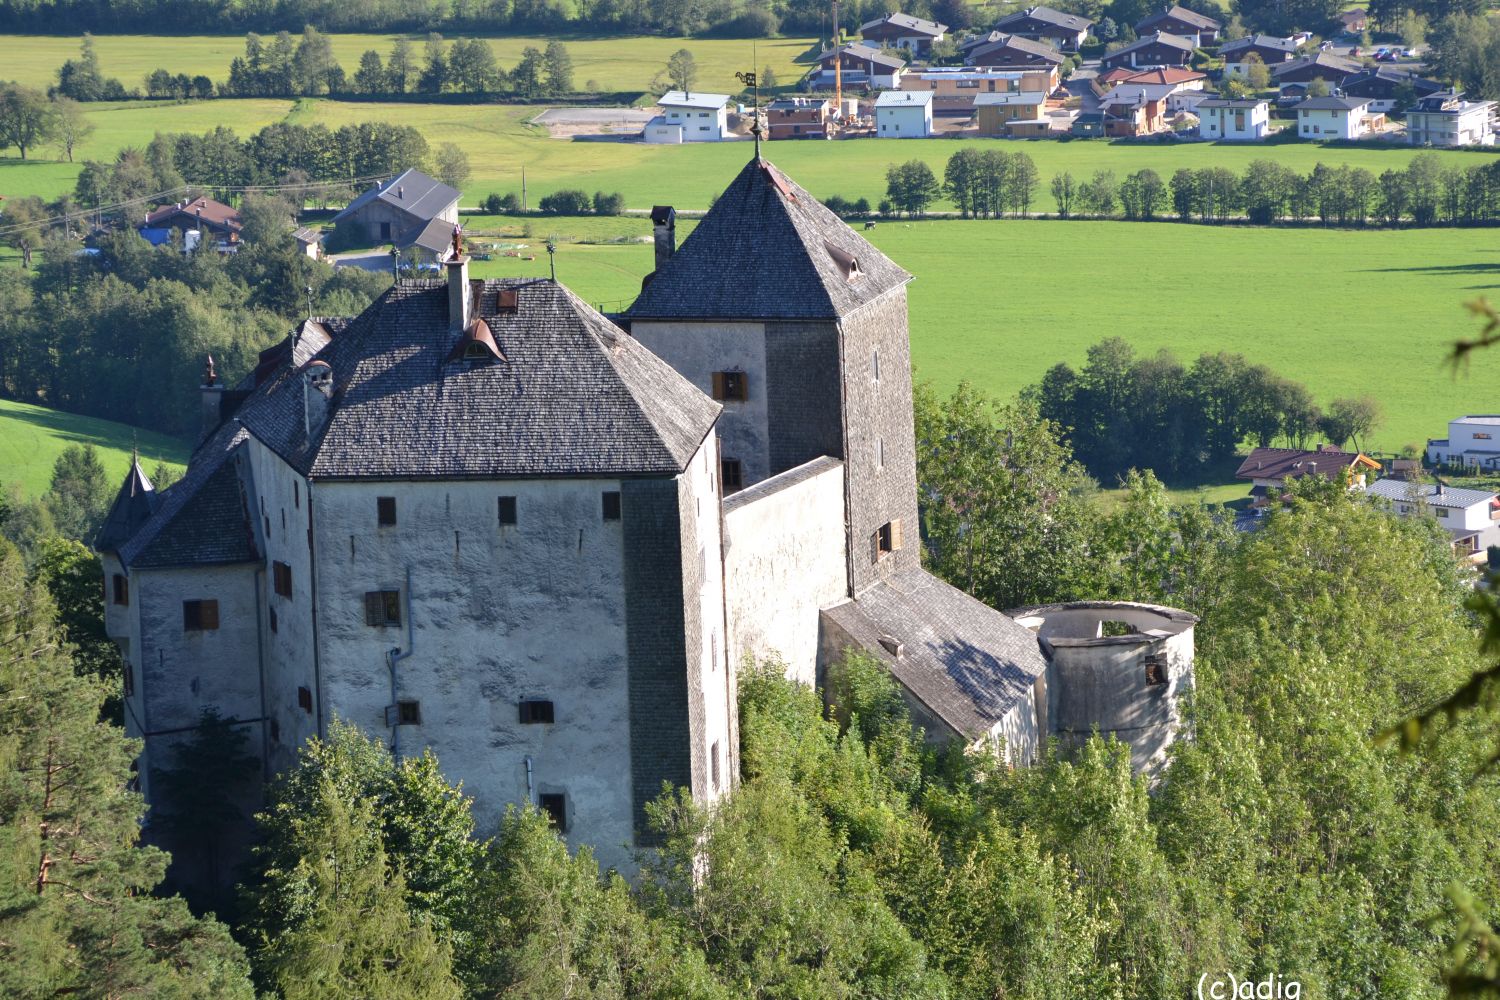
left=456, top=217, right=1496, bottom=459
left=0, top=33, right=817, bottom=99
left=0, top=399, right=188, bottom=500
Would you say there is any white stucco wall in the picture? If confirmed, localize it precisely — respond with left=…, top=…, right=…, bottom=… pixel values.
left=877, top=104, right=933, bottom=137
left=682, top=434, right=734, bottom=802
left=630, top=321, right=771, bottom=486
left=722, top=458, right=848, bottom=686
left=311, top=477, right=638, bottom=872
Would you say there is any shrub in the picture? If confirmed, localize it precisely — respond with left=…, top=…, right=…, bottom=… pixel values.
left=537, top=189, right=591, bottom=214
left=592, top=191, right=625, bottom=215
left=703, top=7, right=780, bottom=37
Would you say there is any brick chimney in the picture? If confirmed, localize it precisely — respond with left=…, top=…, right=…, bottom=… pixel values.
left=651, top=205, right=676, bottom=273
left=198, top=354, right=225, bottom=444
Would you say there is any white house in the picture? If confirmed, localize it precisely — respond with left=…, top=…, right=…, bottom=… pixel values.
left=1219, top=34, right=1298, bottom=77
left=645, top=91, right=731, bottom=143
left=1195, top=97, right=1270, bottom=139
left=811, top=44, right=907, bottom=91
left=1295, top=94, right=1376, bottom=139
left=1366, top=478, right=1500, bottom=562
left=1428, top=415, right=1500, bottom=468
left=876, top=89, right=934, bottom=137
left=1406, top=92, right=1497, bottom=147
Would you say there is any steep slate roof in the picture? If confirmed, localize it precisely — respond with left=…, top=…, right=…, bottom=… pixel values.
left=236, top=278, right=719, bottom=480
left=822, top=568, right=1049, bottom=740
left=1138, top=4, right=1220, bottom=30
left=628, top=157, right=911, bottom=322
left=997, top=5, right=1092, bottom=32
left=861, top=12, right=947, bottom=36
left=119, top=420, right=257, bottom=569
left=333, top=168, right=460, bottom=225
left=1366, top=478, right=1498, bottom=509
left=95, top=460, right=159, bottom=553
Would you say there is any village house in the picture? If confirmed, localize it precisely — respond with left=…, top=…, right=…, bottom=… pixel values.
left=974, top=90, right=1051, bottom=134
left=394, top=217, right=456, bottom=269
left=331, top=169, right=459, bottom=247
left=860, top=11, right=948, bottom=54
left=1337, top=8, right=1368, bottom=33
left=962, top=31, right=1066, bottom=75
left=645, top=91, right=730, bottom=143
left=1272, top=51, right=1361, bottom=87
left=1295, top=94, right=1380, bottom=139
left=994, top=4, right=1093, bottom=51
left=1195, top=96, right=1271, bottom=139
left=900, top=67, right=1053, bottom=115
left=1219, top=34, right=1298, bottom=76
left=1098, top=82, right=1174, bottom=136
left=812, top=44, right=907, bottom=90
left=1099, top=32, right=1197, bottom=71
left=1428, top=415, right=1500, bottom=468
left=767, top=97, right=833, bottom=139
left=1365, top=478, right=1500, bottom=562
left=139, top=196, right=243, bottom=252
left=876, top=89, right=935, bottom=136
left=1071, top=110, right=1107, bottom=136
left=1340, top=66, right=1444, bottom=113
left=1135, top=4, right=1222, bottom=45
left=1406, top=92, right=1497, bottom=147
left=293, top=227, right=322, bottom=260
left=1235, top=445, right=1381, bottom=507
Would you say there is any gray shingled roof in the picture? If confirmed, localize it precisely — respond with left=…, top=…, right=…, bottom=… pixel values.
left=1107, top=31, right=1197, bottom=56
left=1294, top=94, right=1370, bottom=111
left=119, top=421, right=257, bottom=569
left=1221, top=33, right=1298, bottom=56
left=967, top=32, right=1066, bottom=63
left=861, top=11, right=947, bottom=36
left=822, top=568, right=1048, bottom=740
left=998, top=5, right=1092, bottom=31
left=333, top=168, right=460, bottom=225
left=95, top=460, right=159, bottom=553
left=628, top=157, right=911, bottom=321
left=1366, top=477, right=1497, bottom=509
left=818, top=43, right=907, bottom=71
left=237, top=277, right=719, bottom=480
left=1274, top=52, right=1361, bottom=78
left=1138, top=4, right=1220, bottom=30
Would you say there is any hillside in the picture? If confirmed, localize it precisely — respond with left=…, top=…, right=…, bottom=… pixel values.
left=0, top=398, right=188, bottom=500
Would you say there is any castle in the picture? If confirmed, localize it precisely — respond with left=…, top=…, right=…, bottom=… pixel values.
left=97, top=157, right=1194, bottom=875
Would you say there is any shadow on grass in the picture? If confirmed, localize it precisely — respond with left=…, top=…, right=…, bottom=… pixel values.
left=0, top=401, right=188, bottom=464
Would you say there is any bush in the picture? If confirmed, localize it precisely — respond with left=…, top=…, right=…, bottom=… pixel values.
left=481, top=192, right=521, bottom=214
left=592, top=191, right=625, bottom=215
left=703, top=7, right=780, bottom=37
left=537, top=189, right=592, bottom=214
left=823, top=194, right=853, bottom=216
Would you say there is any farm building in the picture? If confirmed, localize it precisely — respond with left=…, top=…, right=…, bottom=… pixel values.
left=645, top=91, right=730, bottom=143
left=859, top=11, right=948, bottom=54
left=876, top=90, right=934, bottom=136
left=1195, top=97, right=1270, bottom=139
left=1099, top=32, right=1196, bottom=71
left=1135, top=4, right=1221, bottom=44
left=1406, top=92, right=1497, bottom=147
left=994, top=5, right=1093, bottom=51
left=332, top=169, right=459, bottom=248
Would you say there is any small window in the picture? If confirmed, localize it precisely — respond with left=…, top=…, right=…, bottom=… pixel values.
left=465, top=340, right=491, bottom=360
left=183, top=599, right=219, bottom=631
left=538, top=792, right=567, bottom=832
left=498, top=495, right=518, bottom=526
left=602, top=491, right=622, bottom=521
left=364, top=590, right=401, bottom=626
left=497, top=288, right=519, bottom=313
left=711, top=740, right=722, bottom=790
left=273, top=561, right=293, bottom=599
left=711, top=371, right=749, bottom=402
left=397, top=700, right=422, bottom=725
left=721, top=459, right=743, bottom=492
left=1144, top=654, right=1168, bottom=687
left=519, top=700, right=555, bottom=724
left=269, top=607, right=278, bottom=633
left=294, top=481, right=300, bottom=508
left=377, top=497, right=397, bottom=526
left=873, top=350, right=881, bottom=381
left=270, top=718, right=281, bottom=742
left=1476, top=432, right=1493, bottom=440
left=112, top=573, right=129, bottom=606
left=298, top=686, right=313, bottom=713
left=124, top=663, right=134, bottom=697
left=1436, top=508, right=1450, bottom=518
left=874, top=518, right=903, bottom=559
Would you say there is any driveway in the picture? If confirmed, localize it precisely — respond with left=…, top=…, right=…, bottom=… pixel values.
left=330, top=250, right=395, bottom=273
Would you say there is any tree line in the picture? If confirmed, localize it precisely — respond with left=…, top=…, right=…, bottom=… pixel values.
left=875, top=151, right=1500, bottom=228
left=1025, top=337, right=1385, bottom=483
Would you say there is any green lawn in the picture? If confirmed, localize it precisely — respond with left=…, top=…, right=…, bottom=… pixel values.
left=0, top=398, right=188, bottom=500
left=0, top=33, right=817, bottom=99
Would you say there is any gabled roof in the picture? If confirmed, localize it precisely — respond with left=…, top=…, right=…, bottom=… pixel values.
left=397, top=216, right=457, bottom=256
left=821, top=568, right=1050, bottom=741
left=143, top=196, right=242, bottom=232
left=292, top=226, right=323, bottom=244
left=1197, top=96, right=1267, bottom=108
left=997, top=4, right=1092, bottom=32
left=966, top=32, right=1066, bottom=63
left=1221, top=33, right=1298, bottom=56
left=876, top=89, right=934, bottom=107
left=332, top=168, right=460, bottom=225
left=232, top=278, right=720, bottom=481
left=1366, top=478, right=1497, bottom=509
left=1341, top=66, right=1442, bottom=95
left=1114, top=66, right=1206, bottom=85
left=95, top=459, right=159, bottom=553
left=1107, top=31, right=1197, bottom=56
left=1273, top=52, right=1360, bottom=78
left=1100, top=82, right=1177, bottom=104
left=974, top=90, right=1048, bottom=105
left=860, top=11, right=947, bottom=36
left=659, top=90, right=730, bottom=110
left=1295, top=94, right=1370, bottom=111
left=818, top=43, right=907, bottom=71
left=1138, top=4, right=1220, bottom=30
left=1235, top=446, right=1378, bottom=482
left=629, top=157, right=910, bottom=322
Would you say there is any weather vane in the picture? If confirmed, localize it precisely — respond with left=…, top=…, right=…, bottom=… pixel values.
left=736, top=69, right=762, bottom=158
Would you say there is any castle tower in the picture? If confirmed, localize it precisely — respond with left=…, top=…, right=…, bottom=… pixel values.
left=629, top=157, right=919, bottom=595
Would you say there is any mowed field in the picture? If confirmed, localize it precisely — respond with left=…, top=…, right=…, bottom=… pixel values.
left=0, top=398, right=188, bottom=499
left=462, top=217, right=1497, bottom=457
left=0, top=34, right=818, bottom=98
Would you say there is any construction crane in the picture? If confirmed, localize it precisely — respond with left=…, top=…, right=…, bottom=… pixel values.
left=833, top=0, right=843, bottom=120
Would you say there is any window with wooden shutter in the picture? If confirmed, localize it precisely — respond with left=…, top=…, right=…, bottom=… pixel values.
left=298, top=686, right=313, bottom=712
left=183, top=599, right=219, bottom=631
left=498, top=496, right=518, bottom=526
left=602, top=491, right=622, bottom=521
left=519, top=700, right=555, bottom=724
left=365, top=590, right=400, bottom=626
left=273, top=561, right=292, bottom=598
left=377, top=496, right=397, bottom=526
left=112, top=574, right=129, bottom=606
left=538, top=792, right=567, bottom=832
left=711, top=371, right=748, bottom=401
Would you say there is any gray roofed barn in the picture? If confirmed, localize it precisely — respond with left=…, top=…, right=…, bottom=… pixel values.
left=332, top=168, right=461, bottom=247
left=628, top=157, right=911, bottom=321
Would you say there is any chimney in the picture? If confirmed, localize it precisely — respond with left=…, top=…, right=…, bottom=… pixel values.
left=447, top=226, right=470, bottom=333
left=198, top=354, right=225, bottom=444
left=303, top=362, right=334, bottom=441
left=651, top=205, right=676, bottom=272
left=1436, top=479, right=1445, bottom=496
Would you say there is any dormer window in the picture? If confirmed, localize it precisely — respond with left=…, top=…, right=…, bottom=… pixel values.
left=824, top=239, right=862, bottom=281
left=445, top=318, right=504, bottom=363
left=497, top=288, right=518, bottom=314
left=465, top=341, right=491, bottom=359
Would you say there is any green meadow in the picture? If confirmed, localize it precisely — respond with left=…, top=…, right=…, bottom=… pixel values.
left=0, top=398, right=188, bottom=500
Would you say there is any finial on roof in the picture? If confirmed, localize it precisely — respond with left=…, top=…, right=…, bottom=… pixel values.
left=203, top=354, right=217, bottom=387
left=451, top=224, right=464, bottom=259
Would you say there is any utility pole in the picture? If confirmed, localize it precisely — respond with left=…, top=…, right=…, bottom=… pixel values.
left=521, top=165, right=528, bottom=213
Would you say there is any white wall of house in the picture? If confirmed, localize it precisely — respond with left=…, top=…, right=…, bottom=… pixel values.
left=722, top=458, right=848, bottom=687
left=310, top=475, right=639, bottom=872
left=1298, top=106, right=1368, bottom=139
left=659, top=103, right=728, bottom=141
left=1429, top=417, right=1500, bottom=466
left=681, top=434, right=734, bottom=805
left=1408, top=105, right=1496, bottom=146
left=1199, top=102, right=1269, bottom=139
left=877, top=102, right=933, bottom=137
left=644, top=117, right=684, bottom=144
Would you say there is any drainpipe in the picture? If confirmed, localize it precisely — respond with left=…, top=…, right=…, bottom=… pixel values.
left=386, top=566, right=415, bottom=761
left=525, top=756, right=534, bottom=804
